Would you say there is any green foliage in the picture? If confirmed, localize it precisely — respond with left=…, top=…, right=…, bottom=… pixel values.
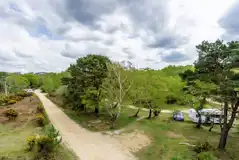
left=27, top=125, right=62, bottom=158
left=37, top=104, right=44, bottom=113
left=26, top=136, right=36, bottom=151
left=4, top=108, right=18, bottom=119
left=6, top=75, right=30, bottom=93
left=40, top=72, right=69, bottom=93
left=196, top=152, right=217, bottom=160
left=6, top=99, right=17, bottom=105
left=165, top=95, right=178, bottom=104
left=23, top=73, right=40, bottom=88
left=35, top=114, right=45, bottom=126
left=193, top=40, right=239, bottom=149
left=62, top=54, right=111, bottom=112
left=194, top=141, right=214, bottom=154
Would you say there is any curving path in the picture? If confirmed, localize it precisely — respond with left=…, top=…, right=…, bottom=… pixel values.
left=35, top=90, right=136, bottom=160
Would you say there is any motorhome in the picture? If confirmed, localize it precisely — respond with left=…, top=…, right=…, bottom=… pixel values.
left=188, top=108, right=223, bottom=124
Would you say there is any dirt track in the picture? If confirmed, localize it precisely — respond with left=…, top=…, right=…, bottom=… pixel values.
left=34, top=90, right=136, bottom=160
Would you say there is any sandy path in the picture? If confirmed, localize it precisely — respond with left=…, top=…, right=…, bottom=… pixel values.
left=35, top=90, right=136, bottom=160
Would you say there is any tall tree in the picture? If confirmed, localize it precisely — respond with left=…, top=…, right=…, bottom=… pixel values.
left=63, top=54, right=111, bottom=114
left=180, top=70, right=215, bottom=128
left=193, top=40, right=239, bottom=150
left=101, top=62, right=133, bottom=128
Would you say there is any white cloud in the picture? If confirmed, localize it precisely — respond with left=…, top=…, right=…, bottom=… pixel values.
left=0, top=0, right=237, bottom=72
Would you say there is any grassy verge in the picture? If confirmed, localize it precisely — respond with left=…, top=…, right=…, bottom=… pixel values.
left=0, top=95, right=77, bottom=160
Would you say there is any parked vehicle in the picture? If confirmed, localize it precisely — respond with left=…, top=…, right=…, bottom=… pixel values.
left=188, top=108, right=222, bottom=124
left=173, top=110, right=184, bottom=121
left=26, top=89, right=33, bottom=93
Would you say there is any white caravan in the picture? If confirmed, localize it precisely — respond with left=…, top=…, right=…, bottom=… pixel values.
left=188, top=108, right=223, bottom=124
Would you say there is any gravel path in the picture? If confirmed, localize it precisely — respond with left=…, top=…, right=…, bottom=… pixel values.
left=35, top=90, right=136, bottom=160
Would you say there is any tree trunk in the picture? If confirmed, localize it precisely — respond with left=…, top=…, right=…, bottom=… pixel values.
left=94, top=104, right=99, bottom=115
left=209, top=123, right=214, bottom=132
left=132, top=108, right=140, bottom=117
left=196, top=113, right=202, bottom=128
left=218, top=101, right=239, bottom=150
left=147, top=108, right=152, bottom=119
left=218, top=128, right=229, bottom=150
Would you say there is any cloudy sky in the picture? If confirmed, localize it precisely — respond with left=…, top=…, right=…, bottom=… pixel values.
left=0, top=0, right=238, bottom=72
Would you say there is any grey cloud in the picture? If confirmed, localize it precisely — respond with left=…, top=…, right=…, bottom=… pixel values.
left=60, top=43, right=83, bottom=59
left=64, top=33, right=101, bottom=42
left=219, top=1, right=239, bottom=35
left=122, top=48, right=135, bottom=60
left=14, top=50, right=33, bottom=58
left=147, top=35, right=188, bottom=49
left=104, top=39, right=115, bottom=45
left=64, top=0, right=118, bottom=27
left=60, top=43, right=109, bottom=59
left=120, top=0, right=169, bottom=33
left=145, top=58, right=155, bottom=62
left=161, top=52, right=190, bottom=63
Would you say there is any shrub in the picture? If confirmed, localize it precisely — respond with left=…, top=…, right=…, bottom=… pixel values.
left=34, top=125, right=62, bottom=157
left=165, top=95, right=178, bottom=104
left=194, top=141, right=214, bottom=153
left=35, top=114, right=45, bottom=126
left=26, top=136, right=36, bottom=151
left=37, top=104, right=44, bottom=113
left=36, top=136, right=54, bottom=152
left=7, top=99, right=17, bottom=105
left=48, top=92, right=56, bottom=97
left=196, top=152, right=217, bottom=160
left=4, top=108, right=18, bottom=119
left=16, top=91, right=32, bottom=97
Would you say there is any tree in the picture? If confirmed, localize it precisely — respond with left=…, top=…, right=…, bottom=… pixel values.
left=101, top=62, right=133, bottom=128
left=23, top=73, right=40, bottom=88
left=180, top=70, right=215, bottom=128
left=62, top=54, right=111, bottom=114
left=193, top=40, right=239, bottom=150
left=6, top=75, right=30, bottom=93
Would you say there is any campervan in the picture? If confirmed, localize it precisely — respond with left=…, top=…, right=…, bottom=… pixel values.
left=188, top=108, right=222, bottom=124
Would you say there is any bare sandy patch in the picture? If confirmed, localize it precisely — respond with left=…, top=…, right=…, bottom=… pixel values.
left=114, top=130, right=151, bottom=152
left=167, top=131, right=183, bottom=138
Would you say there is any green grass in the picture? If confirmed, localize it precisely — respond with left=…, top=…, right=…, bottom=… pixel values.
left=0, top=122, right=77, bottom=160
left=48, top=95, right=239, bottom=160
left=64, top=107, right=136, bottom=131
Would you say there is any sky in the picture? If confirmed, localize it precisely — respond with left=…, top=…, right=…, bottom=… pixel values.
left=0, top=0, right=238, bottom=73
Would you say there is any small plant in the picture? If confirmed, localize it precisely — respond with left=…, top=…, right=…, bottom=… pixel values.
left=26, top=135, right=36, bottom=151
left=4, top=108, right=18, bottom=119
left=37, top=104, right=44, bottom=113
left=36, top=136, right=54, bottom=152
left=35, top=114, right=45, bottom=126
left=194, top=141, right=214, bottom=153
left=34, top=125, right=62, bottom=157
left=196, top=152, right=217, bottom=160
left=7, top=99, right=17, bottom=105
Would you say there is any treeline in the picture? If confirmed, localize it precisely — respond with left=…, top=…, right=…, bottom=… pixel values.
left=0, top=72, right=69, bottom=94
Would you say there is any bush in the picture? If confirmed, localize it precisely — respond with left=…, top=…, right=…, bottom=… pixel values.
left=26, top=136, right=36, bottom=151
left=36, top=136, right=54, bottom=152
left=36, top=125, right=62, bottom=156
left=196, top=152, right=217, bottom=160
left=4, top=108, right=18, bottom=119
left=37, top=104, right=44, bottom=113
left=165, top=95, right=178, bottom=104
left=7, top=99, right=17, bottom=105
left=35, top=114, right=45, bottom=126
left=194, top=141, right=214, bottom=153
left=16, top=91, right=33, bottom=97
